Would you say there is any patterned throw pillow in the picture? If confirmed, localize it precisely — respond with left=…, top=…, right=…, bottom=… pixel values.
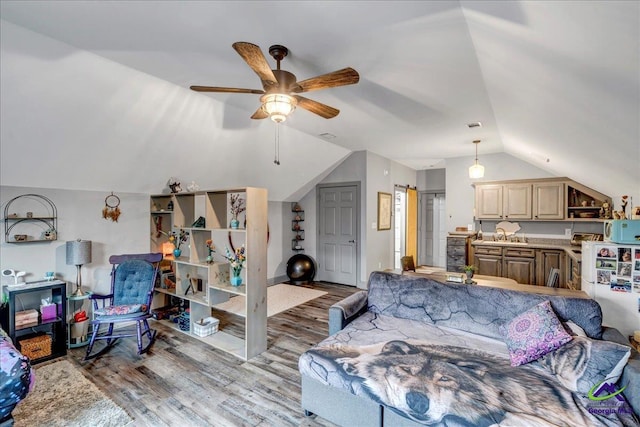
left=500, top=300, right=573, bottom=367
left=94, top=304, right=147, bottom=316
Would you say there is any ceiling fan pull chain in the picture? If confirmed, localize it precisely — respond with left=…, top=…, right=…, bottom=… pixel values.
left=274, top=123, right=281, bottom=165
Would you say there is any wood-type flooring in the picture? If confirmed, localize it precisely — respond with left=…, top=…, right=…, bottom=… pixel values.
left=67, top=281, right=358, bottom=426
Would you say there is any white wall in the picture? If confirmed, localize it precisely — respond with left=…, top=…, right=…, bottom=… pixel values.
left=417, top=169, right=446, bottom=192
left=299, top=151, right=416, bottom=288
left=0, top=186, right=288, bottom=293
left=0, top=186, right=148, bottom=295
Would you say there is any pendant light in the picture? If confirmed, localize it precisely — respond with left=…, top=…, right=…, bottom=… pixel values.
left=469, top=139, right=485, bottom=179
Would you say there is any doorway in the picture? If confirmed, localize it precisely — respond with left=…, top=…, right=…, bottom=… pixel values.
left=317, top=183, right=360, bottom=286
left=393, top=186, right=417, bottom=269
left=418, top=191, right=446, bottom=268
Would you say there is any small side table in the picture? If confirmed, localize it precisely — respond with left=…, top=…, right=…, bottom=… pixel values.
left=67, top=291, right=92, bottom=348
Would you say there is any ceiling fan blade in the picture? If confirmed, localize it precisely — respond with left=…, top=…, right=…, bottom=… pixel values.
left=232, top=42, right=278, bottom=85
left=190, top=86, right=264, bottom=94
left=251, top=106, right=268, bottom=120
left=295, top=67, right=360, bottom=93
left=294, top=96, right=340, bottom=119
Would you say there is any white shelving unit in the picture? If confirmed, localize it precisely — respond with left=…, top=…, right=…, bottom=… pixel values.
left=150, top=187, right=267, bottom=360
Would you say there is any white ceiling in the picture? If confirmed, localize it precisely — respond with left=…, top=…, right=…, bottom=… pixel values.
left=1, top=1, right=638, bottom=199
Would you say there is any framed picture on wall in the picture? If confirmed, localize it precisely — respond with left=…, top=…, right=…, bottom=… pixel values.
left=377, top=192, right=392, bottom=231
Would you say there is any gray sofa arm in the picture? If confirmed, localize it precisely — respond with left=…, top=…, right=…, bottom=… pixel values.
left=602, top=327, right=629, bottom=346
left=328, top=291, right=368, bottom=335
left=621, top=359, right=640, bottom=417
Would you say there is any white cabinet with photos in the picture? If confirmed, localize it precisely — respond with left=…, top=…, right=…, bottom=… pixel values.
left=150, top=187, right=267, bottom=360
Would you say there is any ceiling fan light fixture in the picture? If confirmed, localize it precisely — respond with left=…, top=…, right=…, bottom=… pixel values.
left=261, top=93, right=297, bottom=123
left=468, top=139, right=485, bottom=179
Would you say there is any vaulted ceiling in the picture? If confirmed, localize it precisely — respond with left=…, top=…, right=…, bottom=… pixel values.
left=1, top=1, right=638, bottom=201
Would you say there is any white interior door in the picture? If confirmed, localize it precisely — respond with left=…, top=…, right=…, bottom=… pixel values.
left=418, top=191, right=446, bottom=268
left=317, top=185, right=358, bottom=286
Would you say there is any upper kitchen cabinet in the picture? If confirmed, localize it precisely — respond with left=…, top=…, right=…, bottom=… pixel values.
left=474, top=178, right=609, bottom=222
left=475, top=184, right=503, bottom=219
left=532, top=182, right=564, bottom=220
left=475, top=183, right=533, bottom=220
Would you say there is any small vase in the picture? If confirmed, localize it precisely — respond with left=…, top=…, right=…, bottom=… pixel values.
left=173, top=248, right=182, bottom=258
left=465, top=270, right=474, bottom=284
left=230, top=218, right=240, bottom=229
left=231, top=269, right=242, bottom=286
left=206, top=255, right=213, bottom=264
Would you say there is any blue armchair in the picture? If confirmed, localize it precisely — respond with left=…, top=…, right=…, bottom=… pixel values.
left=85, top=253, right=162, bottom=360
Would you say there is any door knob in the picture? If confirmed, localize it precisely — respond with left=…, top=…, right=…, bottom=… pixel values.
left=348, top=240, right=357, bottom=243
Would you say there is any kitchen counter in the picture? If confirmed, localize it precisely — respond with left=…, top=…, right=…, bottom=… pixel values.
left=472, top=239, right=582, bottom=262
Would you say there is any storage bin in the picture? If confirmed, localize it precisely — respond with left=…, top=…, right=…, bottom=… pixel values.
left=193, top=316, right=219, bottom=337
left=19, top=334, right=52, bottom=360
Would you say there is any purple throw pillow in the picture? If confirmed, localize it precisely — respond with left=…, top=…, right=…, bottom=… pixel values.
left=500, top=300, right=573, bottom=367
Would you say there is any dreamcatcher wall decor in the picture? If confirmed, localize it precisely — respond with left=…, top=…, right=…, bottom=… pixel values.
left=102, top=192, right=121, bottom=222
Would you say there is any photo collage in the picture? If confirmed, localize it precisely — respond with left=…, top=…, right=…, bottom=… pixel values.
left=595, top=245, right=640, bottom=293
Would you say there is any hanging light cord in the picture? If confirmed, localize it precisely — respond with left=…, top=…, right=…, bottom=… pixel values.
left=274, top=123, right=281, bottom=165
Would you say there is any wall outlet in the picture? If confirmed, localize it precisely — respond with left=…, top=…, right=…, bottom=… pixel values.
left=565, top=228, right=572, bottom=237
left=378, top=262, right=382, bottom=269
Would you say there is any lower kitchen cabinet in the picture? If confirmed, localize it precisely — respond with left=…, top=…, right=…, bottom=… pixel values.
left=473, top=246, right=503, bottom=277
left=503, top=257, right=536, bottom=285
left=473, top=245, right=567, bottom=287
left=536, top=249, right=566, bottom=287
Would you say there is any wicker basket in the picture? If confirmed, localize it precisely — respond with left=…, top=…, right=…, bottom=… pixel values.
left=193, top=317, right=219, bottom=337
left=19, top=334, right=52, bottom=360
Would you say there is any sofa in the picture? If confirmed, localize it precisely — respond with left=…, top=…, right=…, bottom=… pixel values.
left=0, top=328, right=34, bottom=425
left=299, top=271, right=640, bottom=426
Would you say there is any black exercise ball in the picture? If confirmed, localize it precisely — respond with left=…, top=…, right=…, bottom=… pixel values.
left=286, top=254, right=316, bottom=284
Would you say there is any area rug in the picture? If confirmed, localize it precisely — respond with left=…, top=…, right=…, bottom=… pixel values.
left=12, top=359, right=133, bottom=427
left=213, top=283, right=327, bottom=317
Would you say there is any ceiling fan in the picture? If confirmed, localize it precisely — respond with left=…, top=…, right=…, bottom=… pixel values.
left=190, top=42, right=360, bottom=123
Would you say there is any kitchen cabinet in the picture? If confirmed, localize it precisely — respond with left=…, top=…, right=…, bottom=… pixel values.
left=536, top=249, right=565, bottom=287
left=475, top=184, right=503, bottom=219
left=474, top=178, right=609, bottom=222
left=503, top=247, right=536, bottom=285
left=504, top=184, right=532, bottom=220
left=533, top=183, right=564, bottom=220
left=473, top=244, right=569, bottom=287
left=475, top=183, right=532, bottom=220
left=473, top=245, right=503, bottom=277
left=446, top=233, right=476, bottom=273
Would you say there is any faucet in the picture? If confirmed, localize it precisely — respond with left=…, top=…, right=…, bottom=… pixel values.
left=496, top=227, right=507, bottom=241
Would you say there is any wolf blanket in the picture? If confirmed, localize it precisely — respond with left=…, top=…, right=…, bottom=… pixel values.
left=301, top=323, right=638, bottom=426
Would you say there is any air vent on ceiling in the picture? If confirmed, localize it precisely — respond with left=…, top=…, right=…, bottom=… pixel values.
left=467, top=122, right=482, bottom=128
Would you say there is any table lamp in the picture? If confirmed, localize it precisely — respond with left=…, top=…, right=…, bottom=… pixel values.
left=66, top=239, right=92, bottom=296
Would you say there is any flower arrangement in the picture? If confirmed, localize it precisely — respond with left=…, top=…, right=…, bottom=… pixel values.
left=221, top=245, right=246, bottom=272
left=220, top=245, right=246, bottom=286
left=462, top=265, right=476, bottom=273
left=168, top=229, right=189, bottom=250
left=205, top=239, right=215, bottom=263
left=229, top=194, right=246, bottom=219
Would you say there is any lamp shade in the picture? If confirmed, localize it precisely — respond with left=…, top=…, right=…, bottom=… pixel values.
left=260, top=93, right=297, bottom=123
left=66, top=239, right=92, bottom=266
left=469, top=163, right=485, bottom=179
